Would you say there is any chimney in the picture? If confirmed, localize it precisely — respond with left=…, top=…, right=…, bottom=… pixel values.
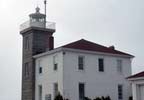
left=49, top=36, right=54, bottom=50
left=109, top=45, right=115, bottom=50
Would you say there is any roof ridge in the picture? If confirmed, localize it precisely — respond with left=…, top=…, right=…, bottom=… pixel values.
left=60, top=39, right=134, bottom=57
left=62, top=38, right=108, bottom=48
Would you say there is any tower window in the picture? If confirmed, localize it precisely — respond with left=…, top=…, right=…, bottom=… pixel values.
left=24, top=62, right=30, bottom=78
left=38, top=60, right=42, bottom=74
left=25, top=36, right=30, bottom=50
left=98, top=58, right=104, bottom=72
left=78, top=56, right=84, bottom=70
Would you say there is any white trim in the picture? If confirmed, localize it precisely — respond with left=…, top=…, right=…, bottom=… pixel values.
left=63, top=48, right=133, bottom=58
left=128, top=77, right=144, bottom=81
left=33, top=47, right=133, bottom=59
left=33, top=47, right=62, bottom=58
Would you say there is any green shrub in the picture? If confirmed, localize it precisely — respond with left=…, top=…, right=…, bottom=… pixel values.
left=84, top=97, right=91, bottom=100
left=129, top=96, right=133, bottom=100
left=54, top=93, right=63, bottom=100
left=105, top=96, right=111, bottom=100
left=93, top=96, right=111, bottom=100
left=93, top=97, right=101, bottom=100
left=101, top=96, right=105, bottom=100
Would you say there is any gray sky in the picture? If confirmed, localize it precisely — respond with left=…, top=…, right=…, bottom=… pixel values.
left=0, top=0, right=144, bottom=100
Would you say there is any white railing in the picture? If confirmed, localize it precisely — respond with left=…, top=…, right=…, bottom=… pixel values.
left=20, top=21, right=56, bottom=31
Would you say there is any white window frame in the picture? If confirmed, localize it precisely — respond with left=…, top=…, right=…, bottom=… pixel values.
left=117, top=59, right=123, bottom=73
left=118, top=84, right=123, bottom=100
left=78, top=56, right=85, bottom=70
left=98, top=58, right=104, bottom=72
left=53, top=55, right=58, bottom=71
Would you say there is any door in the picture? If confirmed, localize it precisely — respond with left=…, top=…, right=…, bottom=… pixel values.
left=79, top=83, right=85, bottom=100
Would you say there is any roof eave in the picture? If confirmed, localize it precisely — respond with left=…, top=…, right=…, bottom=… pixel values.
left=33, top=47, right=134, bottom=59
left=62, top=47, right=134, bottom=58
left=33, top=47, right=63, bottom=58
left=127, top=77, right=144, bottom=81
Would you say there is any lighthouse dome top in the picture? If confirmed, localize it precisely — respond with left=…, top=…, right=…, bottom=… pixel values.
left=29, top=7, right=46, bottom=19
left=36, top=6, right=40, bottom=13
left=20, top=7, right=56, bottom=32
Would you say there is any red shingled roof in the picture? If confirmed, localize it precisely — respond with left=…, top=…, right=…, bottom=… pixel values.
left=62, top=39, right=134, bottom=57
left=128, top=71, right=144, bottom=79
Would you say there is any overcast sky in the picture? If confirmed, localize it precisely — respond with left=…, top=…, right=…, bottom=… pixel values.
left=0, top=0, right=144, bottom=100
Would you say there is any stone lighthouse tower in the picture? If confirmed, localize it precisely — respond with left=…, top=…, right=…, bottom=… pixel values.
left=20, top=6, right=55, bottom=100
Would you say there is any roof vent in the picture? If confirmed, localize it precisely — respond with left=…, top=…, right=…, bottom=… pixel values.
left=109, top=45, right=115, bottom=50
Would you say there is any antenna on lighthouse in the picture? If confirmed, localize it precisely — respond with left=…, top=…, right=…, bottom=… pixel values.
left=44, top=0, right=47, bottom=25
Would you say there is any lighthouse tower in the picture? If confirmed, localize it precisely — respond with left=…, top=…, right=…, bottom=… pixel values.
left=20, top=6, right=55, bottom=100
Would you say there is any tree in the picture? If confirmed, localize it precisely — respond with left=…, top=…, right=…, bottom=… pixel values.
left=84, top=97, right=91, bottom=100
left=101, top=96, right=105, bottom=100
left=93, top=97, right=101, bottom=100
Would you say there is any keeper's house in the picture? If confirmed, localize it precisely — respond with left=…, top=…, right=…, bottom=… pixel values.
left=20, top=7, right=134, bottom=100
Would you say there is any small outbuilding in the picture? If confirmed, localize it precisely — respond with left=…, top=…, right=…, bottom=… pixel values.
left=128, top=71, right=144, bottom=100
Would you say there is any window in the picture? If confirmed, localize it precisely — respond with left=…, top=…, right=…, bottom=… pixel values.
left=54, top=64, right=58, bottom=70
left=53, top=83, right=58, bottom=98
left=118, top=84, right=123, bottom=100
left=39, top=67, right=42, bottom=74
left=117, top=60, right=122, bottom=73
left=79, top=83, right=85, bottom=100
left=78, top=56, right=84, bottom=70
left=98, top=58, right=104, bottom=72
left=25, top=36, right=30, bottom=50
left=38, top=60, right=42, bottom=74
left=45, top=94, right=51, bottom=100
left=24, top=62, right=30, bottom=78
left=39, top=85, right=42, bottom=100
left=53, top=55, right=58, bottom=71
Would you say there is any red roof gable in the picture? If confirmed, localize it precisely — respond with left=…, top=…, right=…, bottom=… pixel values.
left=62, top=39, right=134, bottom=57
left=128, top=71, right=144, bottom=79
